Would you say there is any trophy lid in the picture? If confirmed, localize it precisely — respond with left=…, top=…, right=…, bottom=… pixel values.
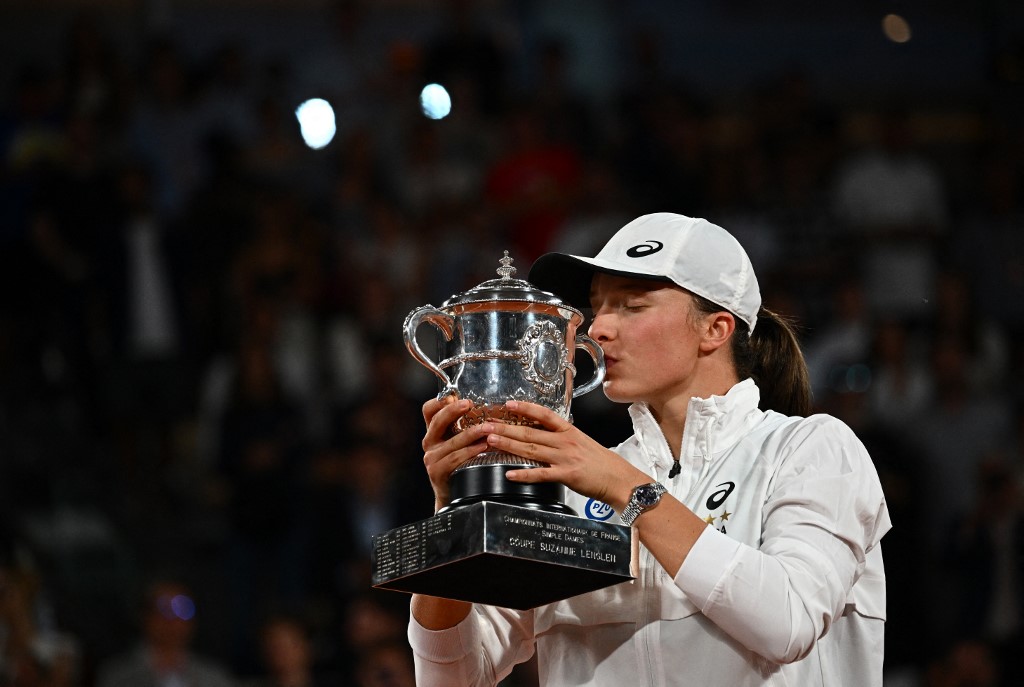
left=441, top=251, right=581, bottom=314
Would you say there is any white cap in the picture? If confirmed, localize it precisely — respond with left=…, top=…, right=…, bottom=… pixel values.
left=529, top=213, right=761, bottom=331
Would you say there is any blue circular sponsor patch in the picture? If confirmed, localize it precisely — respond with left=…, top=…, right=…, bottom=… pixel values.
left=584, top=498, right=614, bottom=521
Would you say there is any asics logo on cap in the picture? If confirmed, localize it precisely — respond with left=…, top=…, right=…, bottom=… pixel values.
left=625, top=240, right=664, bottom=258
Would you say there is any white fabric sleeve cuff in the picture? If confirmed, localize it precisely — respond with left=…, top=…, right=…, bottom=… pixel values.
left=408, top=610, right=478, bottom=662
left=674, top=525, right=743, bottom=608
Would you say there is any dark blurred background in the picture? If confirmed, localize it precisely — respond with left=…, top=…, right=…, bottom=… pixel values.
left=1, top=1, right=1023, bottom=686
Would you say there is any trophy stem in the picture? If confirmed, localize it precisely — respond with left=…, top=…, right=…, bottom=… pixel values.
left=441, top=456, right=577, bottom=516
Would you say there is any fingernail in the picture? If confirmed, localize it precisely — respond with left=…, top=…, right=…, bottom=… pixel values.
left=505, top=400, right=518, bottom=409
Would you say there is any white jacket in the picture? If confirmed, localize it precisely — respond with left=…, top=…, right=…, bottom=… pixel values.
left=409, top=379, right=891, bottom=686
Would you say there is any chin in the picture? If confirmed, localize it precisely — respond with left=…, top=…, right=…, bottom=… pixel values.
left=601, top=381, right=639, bottom=405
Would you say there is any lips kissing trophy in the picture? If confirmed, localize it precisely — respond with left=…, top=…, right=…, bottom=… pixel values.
left=371, top=252, right=633, bottom=609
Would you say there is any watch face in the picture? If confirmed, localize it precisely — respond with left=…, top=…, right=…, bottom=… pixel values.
left=635, top=484, right=661, bottom=507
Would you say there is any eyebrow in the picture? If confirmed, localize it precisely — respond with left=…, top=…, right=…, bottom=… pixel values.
left=589, top=280, right=667, bottom=302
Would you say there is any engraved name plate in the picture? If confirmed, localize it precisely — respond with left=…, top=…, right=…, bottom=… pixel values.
left=371, top=501, right=633, bottom=610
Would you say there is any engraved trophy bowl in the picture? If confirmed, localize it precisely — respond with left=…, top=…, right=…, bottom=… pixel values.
left=404, top=251, right=605, bottom=515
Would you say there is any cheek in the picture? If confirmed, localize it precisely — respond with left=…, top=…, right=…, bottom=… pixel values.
left=654, top=341, right=692, bottom=371
left=642, top=322, right=698, bottom=369
left=636, top=315, right=686, bottom=347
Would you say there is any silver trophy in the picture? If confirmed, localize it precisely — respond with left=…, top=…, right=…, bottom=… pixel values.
left=403, top=251, right=605, bottom=513
left=371, top=253, right=632, bottom=610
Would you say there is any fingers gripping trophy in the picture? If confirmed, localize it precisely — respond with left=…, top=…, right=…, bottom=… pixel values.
left=371, top=253, right=633, bottom=610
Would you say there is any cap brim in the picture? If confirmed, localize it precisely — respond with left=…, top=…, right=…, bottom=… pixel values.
left=528, top=253, right=673, bottom=310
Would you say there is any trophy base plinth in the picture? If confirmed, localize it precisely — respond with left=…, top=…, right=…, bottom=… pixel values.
left=371, top=501, right=633, bottom=610
left=443, top=463, right=576, bottom=516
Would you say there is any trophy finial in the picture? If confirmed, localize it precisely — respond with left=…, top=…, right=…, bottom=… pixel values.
left=497, top=251, right=517, bottom=281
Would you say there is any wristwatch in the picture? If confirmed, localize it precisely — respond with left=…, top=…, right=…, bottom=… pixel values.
left=620, top=482, right=667, bottom=526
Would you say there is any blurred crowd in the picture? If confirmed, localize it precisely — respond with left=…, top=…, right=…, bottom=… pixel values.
left=1, top=1, right=1023, bottom=686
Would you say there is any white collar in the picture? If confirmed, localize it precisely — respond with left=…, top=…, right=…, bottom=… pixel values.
left=627, top=378, right=762, bottom=474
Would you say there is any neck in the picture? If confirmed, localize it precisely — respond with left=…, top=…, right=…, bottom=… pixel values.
left=647, top=396, right=689, bottom=460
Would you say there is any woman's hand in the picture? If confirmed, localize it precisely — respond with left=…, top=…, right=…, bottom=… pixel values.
left=482, top=400, right=649, bottom=511
left=421, top=395, right=491, bottom=511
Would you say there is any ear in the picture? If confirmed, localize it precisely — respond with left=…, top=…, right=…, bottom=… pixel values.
left=699, top=311, right=735, bottom=353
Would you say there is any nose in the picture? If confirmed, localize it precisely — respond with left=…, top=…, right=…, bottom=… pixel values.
left=588, top=310, right=613, bottom=342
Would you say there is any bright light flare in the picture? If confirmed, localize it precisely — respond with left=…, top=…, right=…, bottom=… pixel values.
left=420, top=83, right=452, bottom=120
left=295, top=98, right=337, bottom=149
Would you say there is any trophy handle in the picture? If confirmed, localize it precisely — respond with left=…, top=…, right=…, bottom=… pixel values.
left=403, top=305, right=458, bottom=398
left=571, top=334, right=606, bottom=398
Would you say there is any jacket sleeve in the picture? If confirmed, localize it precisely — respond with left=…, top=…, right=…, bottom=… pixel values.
left=408, top=604, right=537, bottom=686
left=674, top=415, right=891, bottom=664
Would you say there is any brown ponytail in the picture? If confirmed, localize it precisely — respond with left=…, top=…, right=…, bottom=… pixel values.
left=691, top=297, right=813, bottom=417
left=734, top=308, right=813, bottom=416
